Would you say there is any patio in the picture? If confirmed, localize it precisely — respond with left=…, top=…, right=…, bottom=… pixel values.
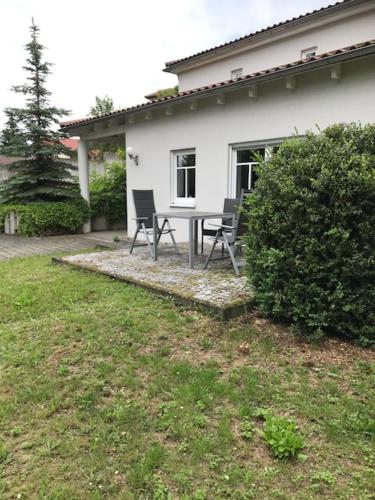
left=53, top=242, right=254, bottom=319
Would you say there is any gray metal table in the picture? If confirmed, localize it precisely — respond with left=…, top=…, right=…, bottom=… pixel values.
left=153, top=211, right=235, bottom=269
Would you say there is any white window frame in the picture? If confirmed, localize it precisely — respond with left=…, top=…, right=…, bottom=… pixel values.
left=228, top=140, right=282, bottom=198
left=231, top=68, right=243, bottom=80
left=170, top=148, right=196, bottom=207
left=301, top=46, right=317, bottom=59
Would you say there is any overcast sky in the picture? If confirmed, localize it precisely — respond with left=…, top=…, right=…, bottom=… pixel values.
left=0, top=0, right=334, bottom=128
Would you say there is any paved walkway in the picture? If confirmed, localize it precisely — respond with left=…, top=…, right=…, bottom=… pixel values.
left=0, top=231, right=127, bottom=261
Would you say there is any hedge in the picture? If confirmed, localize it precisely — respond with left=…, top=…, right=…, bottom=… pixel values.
left=244, top=123, right=375, bottom=344
left=90, top=161, right=126, bottom=226
left=0, top=198, right=90, bottom=236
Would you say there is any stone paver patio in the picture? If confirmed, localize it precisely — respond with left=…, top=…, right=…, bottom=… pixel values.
left=54, top=243, right=254, bottom=318
left=0, top=231, right=126, bottom=261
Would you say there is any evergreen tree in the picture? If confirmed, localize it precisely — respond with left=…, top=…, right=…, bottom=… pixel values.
left=0, top=108, right=28, bottom=156
left=0, top=19, right=78, bottom=204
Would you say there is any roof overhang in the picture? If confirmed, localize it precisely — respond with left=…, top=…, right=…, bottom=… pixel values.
left=61, top=40, right=375, bottom=134
left=163, top=0, right=372, bottom=74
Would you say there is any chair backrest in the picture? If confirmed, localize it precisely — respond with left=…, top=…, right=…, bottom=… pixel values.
left=222, top=198, right=241, bottom=226
left=132, top=189, right=156, bottom=229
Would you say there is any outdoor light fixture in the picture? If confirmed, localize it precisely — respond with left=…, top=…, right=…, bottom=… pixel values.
left=126, top=146, right=139, bottom=166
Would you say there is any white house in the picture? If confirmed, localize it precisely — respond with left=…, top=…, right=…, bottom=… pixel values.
left=61, top=0, right=375, bottom=239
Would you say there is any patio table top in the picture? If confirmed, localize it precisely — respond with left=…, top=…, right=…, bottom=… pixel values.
left=154, top=211, right=234, bottom=219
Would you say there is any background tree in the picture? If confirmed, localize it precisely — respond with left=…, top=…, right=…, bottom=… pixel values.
left=88, top=95, right=121, bottom=157
left=89, top=95, right=114, bottom=117
left=0, top=108, right=28, bottom=156
left=0, top=19, right=77, bottom=204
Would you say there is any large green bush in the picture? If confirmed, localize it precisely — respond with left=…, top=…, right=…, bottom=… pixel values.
left=0, top=198, right=90, bottom=236
left=245, top=123, right=375, bottom=344
left=90, top=161, right=126, bottom=226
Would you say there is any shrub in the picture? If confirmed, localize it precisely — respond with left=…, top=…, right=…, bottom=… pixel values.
left=261, top=414, right=304, bottom=459
left=90, top=161, right=126, bottom=226
left=0, top=198, right=90, bottom=236
left=245, top=123, right=375, bottom=344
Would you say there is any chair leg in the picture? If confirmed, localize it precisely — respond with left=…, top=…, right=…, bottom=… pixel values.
left=157, top=219, right=166, bottom=244
left=222, top=232, right=240, bottom=276
left=129, top=227, right=140, bottom=254
left=142, top=223, right=154, bottom=258
left=166, top=220, right=180, bottom=254
left=204, top=232, right=220, bottom=270
left=201, top=220, right=204, bottom=254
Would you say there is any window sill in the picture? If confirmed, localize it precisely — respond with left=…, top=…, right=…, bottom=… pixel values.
left=170, top=201, right=196, bottom=209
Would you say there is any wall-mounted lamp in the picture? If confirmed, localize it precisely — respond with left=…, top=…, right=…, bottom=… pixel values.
left=126, top=146, right=139, bottom=166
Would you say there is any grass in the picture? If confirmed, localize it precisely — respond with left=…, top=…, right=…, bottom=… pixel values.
left=0, top=254, right=374, bottom=499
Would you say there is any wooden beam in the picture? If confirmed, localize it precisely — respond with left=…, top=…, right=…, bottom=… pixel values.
left=216, top=94, right=226, bottom=105
left=330, top=63, right=342, bottom=80
left=189, top=99, right=198, bottom=111
left=286, top=76, right=296, bottom=90
left=248, top=84, right=258, bottom=98
left=165, top=106, right=174, bottom=117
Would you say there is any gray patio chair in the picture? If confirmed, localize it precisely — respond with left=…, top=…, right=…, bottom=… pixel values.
left=203, top=192, right=250, bottom=275
left=129, top=189, right=179, bottom=258
left=201, top=197, right=240, bottom=254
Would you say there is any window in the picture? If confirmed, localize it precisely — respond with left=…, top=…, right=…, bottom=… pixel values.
left=233, top=145, right=278, bottom=197
left=235, top=148, right=264, bottom=198
left=172, top=149, right=196, bottom=205
left=231, top=68, right=243, bottom=80
left=301, top=46, right=317, bottom=60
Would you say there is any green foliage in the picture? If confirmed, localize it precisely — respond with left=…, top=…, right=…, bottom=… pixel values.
left=0, top=20, right=75, bottom=203
left=0, top=442, right=8, bottom=463
left=245, top=123, right=375, bottom=343
left=240, top=416, right=254, bottom=440
left=0, top=198, right=90, bottom=236
left=90, top=161, right=126, bottom=225
left=0, top=108, right=28, bottom=156
left=261, top=414, right=304, bottom=459
left=156, top=86, right=179, bottom=99
left=89, top=95, right=114, bottom=117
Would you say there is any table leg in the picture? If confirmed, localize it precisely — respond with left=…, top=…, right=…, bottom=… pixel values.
left=188, top=218, right=194, bottom=269
left=194, top=220, right=198, bottom=255
left=153, top=214, right=158, bottom=261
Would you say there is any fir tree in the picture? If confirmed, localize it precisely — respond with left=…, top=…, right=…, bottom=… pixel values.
left=0, top=19, right=78, bottom=204
left=0, top=108, right=28, bottom=156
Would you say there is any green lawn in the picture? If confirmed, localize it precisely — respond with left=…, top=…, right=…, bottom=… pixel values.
left=0, top=255, right=374, bottom=499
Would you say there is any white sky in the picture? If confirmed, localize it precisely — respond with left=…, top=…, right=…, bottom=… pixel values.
left=0, top=0, right=333, bottom=128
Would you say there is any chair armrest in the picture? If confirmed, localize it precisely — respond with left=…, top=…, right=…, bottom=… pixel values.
left=208, top=223, right=235, bottom=230
left=132, top=217, right=149, bottom=221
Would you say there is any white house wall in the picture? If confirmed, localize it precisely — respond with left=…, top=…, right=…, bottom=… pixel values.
left=178, top=8, right=375, bottom=91
left=125, top=57, right=375, bottom=242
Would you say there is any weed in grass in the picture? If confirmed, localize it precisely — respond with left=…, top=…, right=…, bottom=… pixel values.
left=311, top=470, right=336, bottom=485
left=192, top=489, right=207, bottom=500
left=193, top=413, right=208, bottom=429
left=57, top=364, right=69, bottom=376
left=240, top=416, right=254, bottom=440
left=261, top=414, right=305, bottom=460
left=153, top=477, right=172, bottom=500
